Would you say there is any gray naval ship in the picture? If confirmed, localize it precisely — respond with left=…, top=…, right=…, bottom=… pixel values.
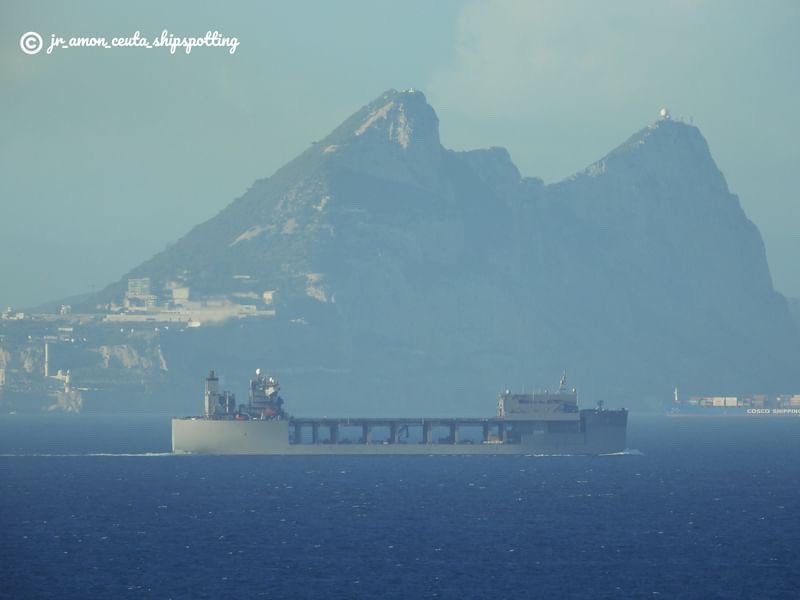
left=172, top=370, right=628, bottom=455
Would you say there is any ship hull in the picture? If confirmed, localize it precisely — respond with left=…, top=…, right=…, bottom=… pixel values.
left=172, top=409, right=628, bottom=455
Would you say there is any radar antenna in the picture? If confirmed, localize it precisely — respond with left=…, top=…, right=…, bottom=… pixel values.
left=559, top=370, right=568, bottom=392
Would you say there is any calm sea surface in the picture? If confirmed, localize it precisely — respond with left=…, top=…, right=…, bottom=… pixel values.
left=1, top=414, right=799, bottom=599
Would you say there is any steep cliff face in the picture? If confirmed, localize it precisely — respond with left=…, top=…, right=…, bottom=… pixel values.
left=87, top=90, right=800, bottom=413
left=94, top=345, right=167, bottom=371
left=529, top=120, right=798, bottom=397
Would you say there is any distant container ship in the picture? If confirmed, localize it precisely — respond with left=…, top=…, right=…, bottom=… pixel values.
left=667, top=388, right=800, bottom=417
left=172, top=371, right=628, bottom=455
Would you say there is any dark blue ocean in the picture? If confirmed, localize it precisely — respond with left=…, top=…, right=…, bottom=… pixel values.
left=1, top=415, right=799, bottom=599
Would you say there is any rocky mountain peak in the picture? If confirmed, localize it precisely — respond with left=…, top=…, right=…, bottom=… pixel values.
left=580, top=117, right=724, bottom=192
left=321, top=89, right=440, bottom=151
left=352, top=88, right=439, bottom=150
left=317, top=89, right=444, bottom=190
left=613, top=117, right=706, bottom=156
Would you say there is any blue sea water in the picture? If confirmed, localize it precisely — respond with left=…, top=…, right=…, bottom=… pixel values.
left=1, top=415, right=799, bottom=599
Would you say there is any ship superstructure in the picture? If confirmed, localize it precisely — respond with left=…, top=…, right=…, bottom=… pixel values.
left=203, top=369, right=286, bottom=420
left=173, top=370, right=628, bottom=455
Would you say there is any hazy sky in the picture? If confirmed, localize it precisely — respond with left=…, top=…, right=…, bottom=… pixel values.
left=2, top=0, right=798, bottom=308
